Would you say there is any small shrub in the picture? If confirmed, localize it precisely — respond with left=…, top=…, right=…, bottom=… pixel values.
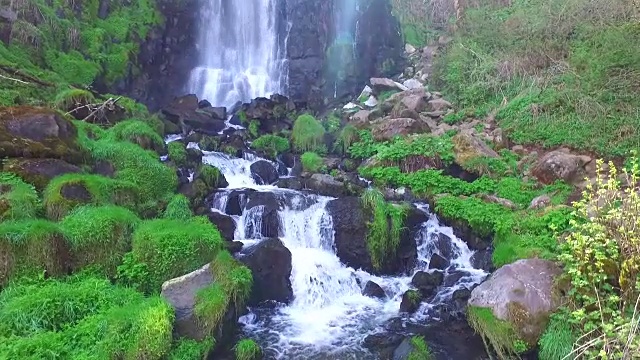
left=323, top=113, right=341, bottom=134
left=292, top=114, right=326, bottom=153
left=122, top=218, right=224, bottom=293
left=0, top=172, right=40, bottom=221
left=163, top=195, right=193, bottom=220
left=234, top=339, right=261, bottom=360
left=60, top=205, right=140, bottom=276
left=251, top=135, right=290, bottom=158
left=301, top=152, right=325, bottom=173
left=168, top=141, right=188, bottom=167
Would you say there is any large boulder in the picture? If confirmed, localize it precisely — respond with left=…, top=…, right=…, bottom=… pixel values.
left=0, top=107, right=85, bottom=164
left=207, top=212, right=236, bottom=241
left=250, top=160, right=279, bottom=185
left=239, top=238, right=293, bottom=306
left=162, top=94, right=226, bottom=135
left=244, top=192, right=281, bottom=238
left=2, top=158, right=81, bottom=191
left=390, top=93, right=429, bottom=120
left=160, top=264, right=214, bottom=340
left=362, top=280, right=386, bottom=299
left=452, top=132, right=500, bottom=173
left=235, top=95, right=296, bottom=135
left=531, top=149, right=592, bottom=186
left=350, top=109, right=374, bottom=129
left=468, top=259, right=563, bottom=345
left=411, top=270, right=444, bottom=297
left=304, top=174, right=347, bottom=197
left=370, top=78, right=407, bottom=93
left=371, top=118, right=429, bottom=142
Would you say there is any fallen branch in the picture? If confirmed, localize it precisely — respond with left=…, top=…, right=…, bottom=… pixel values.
left=0, top=73, right=29, bottom=85
left=0, top=64, right=55, bottom=87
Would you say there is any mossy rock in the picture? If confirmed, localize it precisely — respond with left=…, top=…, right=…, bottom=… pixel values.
left=0, top=107, right=86, bottom=164
left=195, top=164, right=228, bottom=189
left=43, top=174, right=139, bottom=221
left=2, top=158, right=82, bottom=191
left=0, top=220, right=70, bottom=287
left=0, top=172, right=40, bottom=221
left=107, top=120, right=166, bottom=154
left=123, top=217, right=224, bottom=294
left=60, top=205, right=140, bottom=277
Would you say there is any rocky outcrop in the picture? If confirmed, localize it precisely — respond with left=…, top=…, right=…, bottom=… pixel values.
left=305, top=174, right=348, bottom=197
left=240, top=238, right=293, bottom=306
left=207, top=212, right=236, bottom=241
left=250, top=160, right=280, bottom=185
left=531, top=149, right=593, bottom=186
left=411, top=271, right=444, bottom=298
left=452, top=132, right=500, bottom=172
left=362, top=280, right=386, bottom=299
left=0, top=7, right=17, bottom=45
left=371, top=118, right=429, bottom=141
left=468, top=259, right=563, bottom=345
left=162, top=94, right=226, bottom=135
left=2, top=158, right=81, bottom=191
left=0, top=107, right=85, bottom=164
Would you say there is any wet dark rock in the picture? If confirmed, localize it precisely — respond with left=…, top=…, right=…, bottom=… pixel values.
left=429, top=254, right=449, bottom=270
left=364, top=332, right=404, bottom=360
left=176, top=168, right=190, bottom=187
left=250, top=160, right=279, bottom=185
left=245, top=192, right=280, bottom=238
left=362, top=281, right=386, bottom=299
left=225, top=241, right=244, bottom=254
left=327, top=197, right=372, bottom=272
left=225, top=190, right=253, bottom=215
left=240, top=238, right=293, bottom=306
left=411, top=271, right=444, bottom=297
left=393, top=337, right=416, bottom=360
left=198, top=99, right=212, bottom=108
left=443, top=271, right=468, bottom=287
left=207, top=212, right=236, bottom=241
left=399, top=290, right=422, bottom=313
left=186, top=148, right=203, bottom=167
left=433, top=233, right=454, bottom=259
left=471, top=249, right=493, bottom=272
left=199, top=106, right=226, bottom=120
left=304, top=173, right=346, bottom=197
left=162, top=95, right=226, bottom=135
left=276, top=177, right=304, bottom=191
left=452, top=288, right=472, bottom=302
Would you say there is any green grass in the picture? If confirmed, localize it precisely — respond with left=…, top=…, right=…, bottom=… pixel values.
left=0, top=277, right=173, bottom=359
left=408, top=336, right=434, bottom=360
left=52, top=88, right=96, bottom=111
left=234, top=339, right=262, bottom=360
left=121, top=217, right=224, bottom=293
left=196, top=164, right=225, bottom=189
left=194, top=251, right=253, bottom=335
left=361, top=189, right=408, bottom=270
left=168, top=141, right=188, bottom=167
left=538, top=313, right=575, bottom=360
left=292, top=114, right=326, bottom=153
left=467, top=306, right=526, bottom=359
left=168, top=338, right=214, bottom=360
left=107, top=119, right=165, bottom=152
left=0, top=220, right=66, bottom=286
left=60, top=205, right=140, bottom=276
left=163, top=194, right=193, bottom=220
left=301, top=152, right=325, bottom=173
left=251, top=135, right=290, bottom=158
left=433, top=0, right=640, bottom=158
left=0, top=172, right=40, bottom=221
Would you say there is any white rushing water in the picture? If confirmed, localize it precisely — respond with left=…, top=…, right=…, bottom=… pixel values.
left=191, top=144, right=489, bottom=359
left=187, top=0, right=287, bottom=108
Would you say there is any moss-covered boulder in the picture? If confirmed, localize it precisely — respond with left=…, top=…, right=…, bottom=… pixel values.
left=451, top=132, right=500, bottom=176
left=0, top=277, right=174, bottom=359
left=468, top=259, right=563, bottom=357
left=0, top=172, right=40, bottom=221
left=60, top=205, right=140, bottom=276
left=2, top=158, right=82, bottom=191
left=0, top=107, right=85, bottom=164
left=0, top=220, right=70, bottom=287
left=121, top=217, right=224, bottom=294
left=107, top=119, right=165, bottom=154
left=43, top=174, right=139, bottom=220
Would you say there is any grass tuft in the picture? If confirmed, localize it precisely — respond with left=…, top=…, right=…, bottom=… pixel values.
left=163, top=194, right=193, bottom=220
left=408, top=336, right=434, bottom=360
left=0, top=172, right=40, bottom=221
left=234, top=339, right=262, bottom=360
left=301, top=152, right=325, bottom=173
left=292, top=114, right=326, bottom=153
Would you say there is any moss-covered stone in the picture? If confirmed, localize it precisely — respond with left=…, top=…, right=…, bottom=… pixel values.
left=0, top=172, right=40, bottom=221
left=43, top=174, right=139, bottom=220
left=107, top=119, right=166, bottom=153
left=0, top=220, right=69, bottom=287
left=2, top=158, right=82, bottom=191
left=0, top=107, right=86, bottom=164
left=60, top=205, right=140, bottom=277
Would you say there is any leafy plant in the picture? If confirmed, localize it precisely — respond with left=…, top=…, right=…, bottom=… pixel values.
left=251, top=135, right=290, bottom=158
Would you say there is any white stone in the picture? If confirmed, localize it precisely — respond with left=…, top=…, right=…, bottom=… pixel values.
left=403, top=79, right=423, bottom=90
left=364, top=96, right=378, bottom=107
left=405, top=43, right=416, bottom=54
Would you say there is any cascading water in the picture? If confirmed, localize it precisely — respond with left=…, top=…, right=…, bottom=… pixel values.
left=182, top=138, right=489, bottom=359
left=187, top=0, right=287, bottom=108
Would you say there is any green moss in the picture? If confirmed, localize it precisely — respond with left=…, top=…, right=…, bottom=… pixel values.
left=43, top=174, right=139, bottom=220
left=301, top=152, right=325, bottom=173
left=196, top=164, right=225, bottom=189
left=53, top=88, right=96, bottom=111
left=251, top=135, right=290, bottom=158
left=0, top=172, right=40, bottom=221
left=195, top=251, right=253, bottom=335
left=168, top=141, right=189, bottom=167
left=361, top=189, right=408, bottom=270
left=0, top=277, right=173, bottom=359
left=60, top=205, right=140, bottom=276
left=0, top=220, right=66, bottom=287
left=408, top=336, right=434, bottom=360
left=107, top=119, right=165, bottom=152
left=467, top=306, right=527, bottom=359
left=164, top=195, right=193, bottom=220
left=234, top=339, right=262, bottom=360
left=248, top=120, right=260, bottom=138
left=124, top=218, right=224, bottom=293
left=169, top=338, right=215, bottom=360
left=198, top=136, right=220, bottom=152
left=292, top=114, right=326, bottom=153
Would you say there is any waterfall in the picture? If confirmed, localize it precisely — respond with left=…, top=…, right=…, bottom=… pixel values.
left=187, top=0, right=287, bottom=108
